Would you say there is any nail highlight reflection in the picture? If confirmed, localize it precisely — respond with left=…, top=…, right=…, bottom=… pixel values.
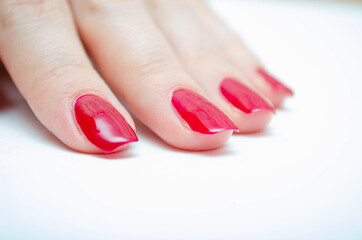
left=74, top=94, right=137, bottom=153
left=220, top=78, right=275, bottom=114
left=171, top=89, right=237, bottom=134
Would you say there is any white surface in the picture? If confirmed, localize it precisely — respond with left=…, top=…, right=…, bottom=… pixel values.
left=1, top=1, right=362, bottom=239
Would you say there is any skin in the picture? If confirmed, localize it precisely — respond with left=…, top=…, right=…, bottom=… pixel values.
left=0, top=0, right=292, bottom=153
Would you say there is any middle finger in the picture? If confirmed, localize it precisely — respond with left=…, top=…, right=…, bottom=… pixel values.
left=69, top=0, right=237, bottom=150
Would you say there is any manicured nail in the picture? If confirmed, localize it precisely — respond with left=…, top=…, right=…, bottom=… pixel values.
left=220, top=78, right=275, bottom=114
left=257, top=68, right=293, bottom=95
left=171, top=89, right=237, bottom=134
left=74, top=94, right=138, bottom=153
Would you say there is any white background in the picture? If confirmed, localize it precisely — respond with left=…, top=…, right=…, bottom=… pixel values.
left=1, top=0, right=362, bottom=239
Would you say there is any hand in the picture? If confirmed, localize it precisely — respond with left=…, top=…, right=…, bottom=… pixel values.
left=0, top=0, right=293, bottom=153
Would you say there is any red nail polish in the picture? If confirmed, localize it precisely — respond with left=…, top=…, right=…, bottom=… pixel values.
left=171, top=89, right=237, bottom=134
left=257, top=68, right=293, bottom=95
left=74, top=94, right=138, bottom=153
left=220, top=78, right=275, bottom=114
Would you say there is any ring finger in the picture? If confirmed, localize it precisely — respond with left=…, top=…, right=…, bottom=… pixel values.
left=148, top=0, right=276, bottom=133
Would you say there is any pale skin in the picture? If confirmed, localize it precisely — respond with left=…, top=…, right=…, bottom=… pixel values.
left=0, top=0, right=292, bottom=153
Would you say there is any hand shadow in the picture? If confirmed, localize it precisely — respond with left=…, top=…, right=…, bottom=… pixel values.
left=0, top=70, right=18, bottom=111
left=0, top=70, right=70, bottom=151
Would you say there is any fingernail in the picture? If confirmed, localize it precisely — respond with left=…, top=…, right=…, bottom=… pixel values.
left=220, top=78, right=275, bottom=114
left=74, top=94, right=138, bottom=153
left=257, top=68, right=293, bottom=95
left=171, top=89, right=237, bottom=134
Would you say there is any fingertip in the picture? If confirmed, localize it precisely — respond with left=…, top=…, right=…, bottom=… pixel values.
left=153, top=88, right=236, bottom=151
left=233, top=110, right=274, bottom=133
left=254, top=68, right=294, bottom=108
left=166, top=129, right=234, bottom=151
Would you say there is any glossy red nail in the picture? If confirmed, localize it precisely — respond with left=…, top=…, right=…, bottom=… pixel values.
left=171, top=89, right=237, bottom=134
left=220, top=78, right=275, bottom=114
left=257, top=68, right=293, bottom=95
left=74, top=94, right=137, bottom=153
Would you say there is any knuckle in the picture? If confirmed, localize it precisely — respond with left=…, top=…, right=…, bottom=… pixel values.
left=138, top=57, right=171, bottom=75
left=27, top=51, right=88, bottom=102
left=129, top=36, right=178, bottom=76
left=81, top=0, right=144, bottom=16
left=40, top=51, right=87, bottom=81
left=135, top=45, right=175, bottom=75
left=186, top=52, right=213, bottom=70
left=0, top=0, right=64, bottom=30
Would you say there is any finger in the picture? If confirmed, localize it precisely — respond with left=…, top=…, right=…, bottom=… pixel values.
left=147, top=0, right=275, bottom=133
left=188, top=1, right=294, bottom=108
left=69, top=0, right=237, bottom=151
left=0, top=0, right=137, bottom=153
